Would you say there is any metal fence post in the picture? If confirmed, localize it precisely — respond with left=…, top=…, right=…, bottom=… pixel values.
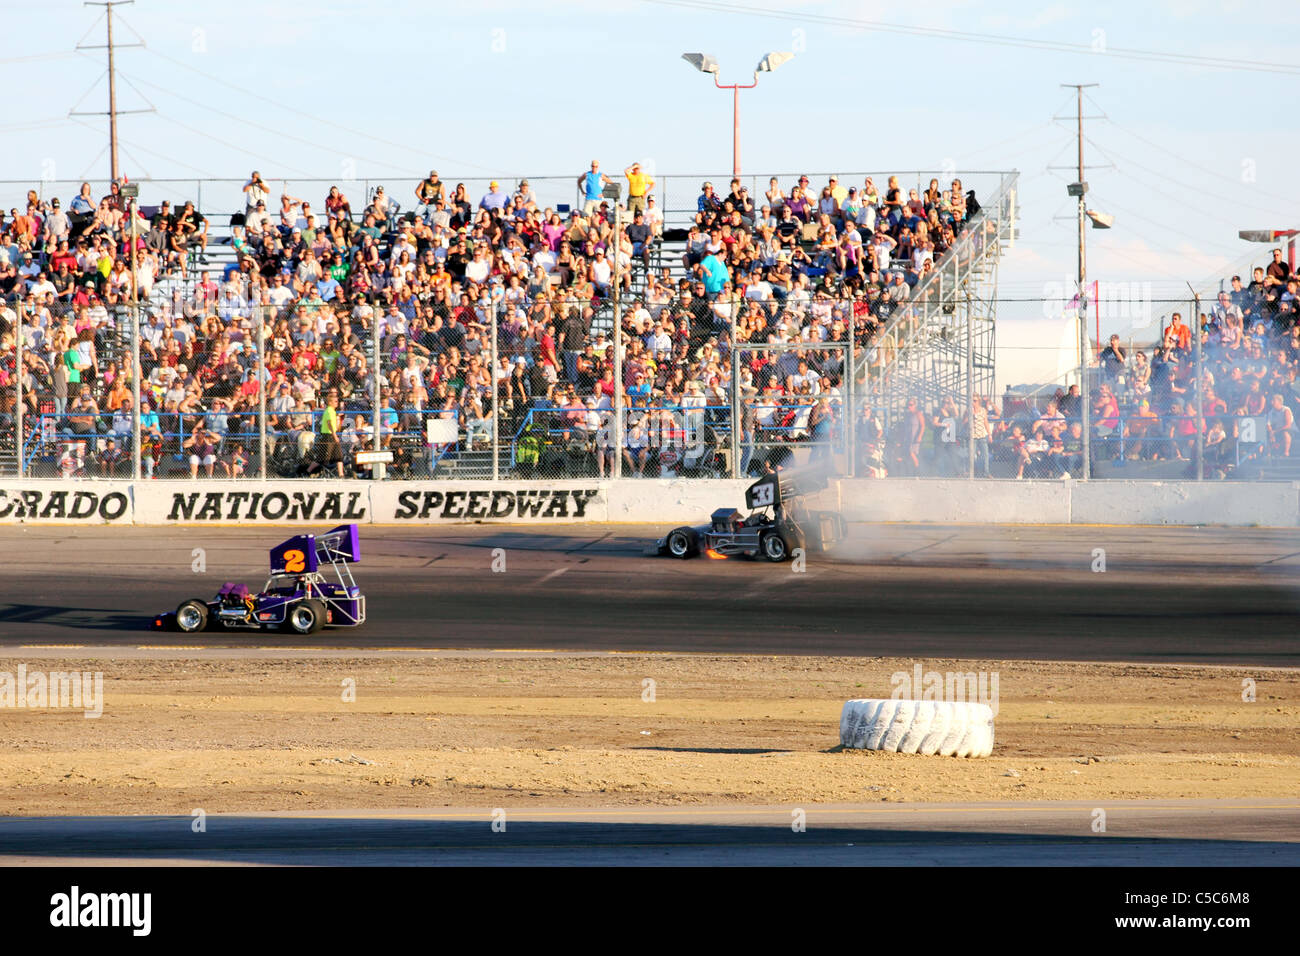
left=845, top=338, right=855, bottom=478
left=1192, top=288, right=1203, bottom=481
left=130, top=196, right=141, bottom=480
left=15, top=300, right=23, bottom=478
left=257, top=303, right=267, bottom=480
left=491, top=294, right=499, bottom=481
left=612, top=202, right=624, bottom=479
left=372, top=307, right=384, bottom=481
left=966, top=284, right=975, bottom=479
left=1079, top=296, right=1091, bottom=480
left=730, top=287, right=740, bottom=478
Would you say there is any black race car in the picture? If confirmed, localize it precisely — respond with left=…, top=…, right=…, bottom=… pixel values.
left=652, top=470, right=847, bottom=562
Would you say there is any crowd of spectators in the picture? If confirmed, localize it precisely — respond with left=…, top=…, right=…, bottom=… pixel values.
left=864, top=247, right=1300, bottom=480
left=1093, top=251, right=1300, bottom=476
left=0, top=165, right=983, bottom=478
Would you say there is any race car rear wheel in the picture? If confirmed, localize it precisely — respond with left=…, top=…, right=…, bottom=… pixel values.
left=667, top=529, right=695, bottom=559
left=286, top=599, right=327, bottom=635
left=175, top=599, right=209, bottom=633
left=760, top=532, right=789, bottom=562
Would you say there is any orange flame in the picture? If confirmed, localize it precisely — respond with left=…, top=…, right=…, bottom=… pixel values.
left=704, top=548, right=728, bottom=560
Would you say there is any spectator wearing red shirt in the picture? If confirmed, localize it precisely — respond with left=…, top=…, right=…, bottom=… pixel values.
left=1163, top=312, right=1191, bottom=351
left=1093, top=384, right=1120, bottom=437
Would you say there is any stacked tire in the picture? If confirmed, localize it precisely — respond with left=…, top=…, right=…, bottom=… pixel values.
left=840, top=698, right=994, bottom=758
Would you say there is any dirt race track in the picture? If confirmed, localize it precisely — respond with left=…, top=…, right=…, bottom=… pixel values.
left=0, top=522, right=1296, bottom=864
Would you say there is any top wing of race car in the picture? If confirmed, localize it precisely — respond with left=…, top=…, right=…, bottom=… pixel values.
left=269, top=523, right=362, bottom=575
left=744, top=466, right=833, bottom=513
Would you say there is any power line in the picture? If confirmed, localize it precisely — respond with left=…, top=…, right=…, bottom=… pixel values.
left=1092, top=97, right=1297, bottom=208
left=1082, top=136, right=1267, bottom=233
left=638, top=0, right=1300, bottom=75
left=0, top=51, right=81, bottom=66
left=144, top=109, right=318, bottom=179
left=69, top=115, right=218, bottom=178
left=120, top=71, right=421, bottom=177
left=137, top=44, right=496, bottom=175
left=1084, top=133, right=1292, bottom=222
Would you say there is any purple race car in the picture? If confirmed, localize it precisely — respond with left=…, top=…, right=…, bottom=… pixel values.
left=154, top=524, right=367, bottom=634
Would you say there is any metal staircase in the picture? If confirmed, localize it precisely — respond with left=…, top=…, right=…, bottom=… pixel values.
left=860, top=172, right=1018, bottom=418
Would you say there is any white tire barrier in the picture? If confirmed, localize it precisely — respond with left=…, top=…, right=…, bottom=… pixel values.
left=840, top=698, right=994, bottom=757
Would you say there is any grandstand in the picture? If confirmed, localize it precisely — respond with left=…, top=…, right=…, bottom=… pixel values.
left=1, top=167, right=1024, bottom=482
left=32, top=166, right=1297, bottom=483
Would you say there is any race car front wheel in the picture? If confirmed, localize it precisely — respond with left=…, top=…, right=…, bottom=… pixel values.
left=175, top=599, right=209, bottom=633
left=760, top=532, right=789, bottom=562
left=667, top=529, right=695, bottom=559
left=285, top=599, right=327, bottom=635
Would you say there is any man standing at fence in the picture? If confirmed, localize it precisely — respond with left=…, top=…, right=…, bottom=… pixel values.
left=318, top=390, right=344, bottom=478
left=578, top=161, right=610, bottom=217
left=624, top=163, right=655, bottom=217
left=697, top=248, right=729, bottom=301
left=965, top=394, right=991, bottom=477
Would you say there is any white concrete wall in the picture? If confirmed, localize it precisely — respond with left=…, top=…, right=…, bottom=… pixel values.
left=1068, top=480, right=1295, bottom=526
left=2, top=479, right=1297, bottom=527
left=836, top=479, right=1072, bottom=524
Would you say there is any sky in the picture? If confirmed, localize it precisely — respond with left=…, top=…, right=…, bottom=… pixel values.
left=4, top=0, right=1297, bottom=387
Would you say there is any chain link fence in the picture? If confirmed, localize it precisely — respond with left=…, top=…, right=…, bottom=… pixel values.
left=12, top=170, right=1293, bottom=483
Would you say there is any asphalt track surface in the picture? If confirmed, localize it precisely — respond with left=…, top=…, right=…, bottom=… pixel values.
left=2, top=802, right=1297, bottom=866
left=2, top=523, right=1299, bottom=664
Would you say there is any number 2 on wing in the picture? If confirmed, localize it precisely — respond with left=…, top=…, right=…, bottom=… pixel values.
left=283, top=549, right=306, bottom=572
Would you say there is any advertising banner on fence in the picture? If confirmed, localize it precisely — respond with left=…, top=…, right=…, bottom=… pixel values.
left=0, top=485, right=133, bottom=524
left=372, top=483, right=606, bottom=523
left=133, top=482, right=370, bottom=525
left=2, top=479, right=1295, bottom=527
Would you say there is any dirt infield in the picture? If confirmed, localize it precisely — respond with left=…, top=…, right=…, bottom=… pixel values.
left=1, top=653, right=1295, bottom=814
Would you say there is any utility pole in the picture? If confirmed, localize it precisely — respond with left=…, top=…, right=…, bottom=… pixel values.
left=1061, top=83, right=1098, bottom=478
left=1187, top=283, right=1204, bottom=481
left=73, top=2, right=151, bottom=183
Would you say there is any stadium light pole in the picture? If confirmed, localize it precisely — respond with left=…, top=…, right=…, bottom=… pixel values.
left=682, top=51, right=794, bottom=178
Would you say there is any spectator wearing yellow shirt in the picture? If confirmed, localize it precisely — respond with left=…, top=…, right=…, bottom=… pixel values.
left=827, top=175, right=848, bottom=205
left=625, top=162, right=655, bottom=217
left=318, top=391, right=344, bottom=478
